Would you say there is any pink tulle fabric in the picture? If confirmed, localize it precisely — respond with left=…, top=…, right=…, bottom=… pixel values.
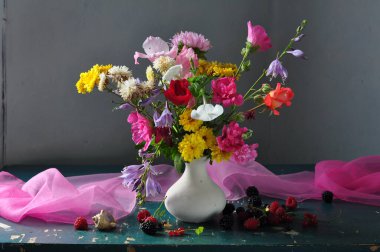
left=1, top=156, right=380, bottom=224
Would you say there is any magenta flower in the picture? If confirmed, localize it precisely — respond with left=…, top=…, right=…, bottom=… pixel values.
left=233, top=143, right=259, bottom=164
left=216, top=121, right=248, bottom=152
left=171, top=31, right=212, bottom=52
left=175, top=47, right=199, bottom=78
left=134, top=36, right=177, bottom=64
left=266, top=58, right=288, bottom=81
left=211, top=77, right=244, bottom=107
left=127, top=111, right=153, bottom=151
left=247, top=21, right=272, bottom=52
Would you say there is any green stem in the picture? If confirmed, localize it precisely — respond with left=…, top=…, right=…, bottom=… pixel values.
left=234, top=51, right=249, bottom=78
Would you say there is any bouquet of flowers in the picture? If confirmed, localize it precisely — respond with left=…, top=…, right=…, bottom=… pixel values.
left=76, top=19, right=307, bottom=204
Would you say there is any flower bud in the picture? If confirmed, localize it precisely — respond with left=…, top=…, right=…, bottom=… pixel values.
left=254, top=95, right=264, bottom=104
left=261, top=83, right=272, bottom=93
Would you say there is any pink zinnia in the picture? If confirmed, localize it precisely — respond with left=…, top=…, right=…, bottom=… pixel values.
left=171, top=31, right=212, bottom=52
left=211, top=77, right=243, bottom=107
left=233, top=143, right=259, bottom=164
left=127, top=111, right=153, bottom=151
left=247, top=21, right=272, bottom=52
left=217, top=121, right=247, bottom=152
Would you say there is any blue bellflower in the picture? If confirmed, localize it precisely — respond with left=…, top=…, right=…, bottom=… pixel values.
left=266, top=58, right=288, bottom=81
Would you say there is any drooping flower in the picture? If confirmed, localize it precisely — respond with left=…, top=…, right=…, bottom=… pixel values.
left=134, top=36, right=177, bottom=64
left=171, top=31, right=212, bottom=52
left=210, top=145, right=232, bottom=163
left=153, top=105, right=173, bottom=127
left=145, top=171, right=162, bottom=197
left=178, top=133, right=207, bottom=162
left=264, top=83, right=294, bottom=116
left=108, top=65, right=133, bottom=84
left=211, top=77, right=244, bottom=107
left=175, top=47, right=198, bottom=78
left=266, top=59, right=288, bottom=81
left=191, top=104, right=224, bottom=122
left=216, top=121, right=248, bottom=152
left=153, top=56, right=176, bottom=73
left=98, top=73, right=107, bottom=92
left=247, top=21, right=272, bottom=52
left=286, top=49, right=307, bottom=60
left=120, top=164, right=144, bottom=188
left=164, top=79, right=193, bottom=106
left=233, top=143, right=259, bottom=164
left=197, top=126, right=217, bottom=148
left=294, top=34, right=305, bottom=42
left=162, top=65, right=183, bottom=83
left=127, top=111, right=153, bottom=151
left=179, top=109, right=203, bottom=132
left=146, top=66, right=155, bottom=82
left=197, top=59, right=238, bottom=78
left=76, top=64, right=112, bottom=94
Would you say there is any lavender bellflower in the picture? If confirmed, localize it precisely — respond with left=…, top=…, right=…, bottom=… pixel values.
left=266, top=58, right=288, bottom=81
left=153, top=104, right=173, bottom=127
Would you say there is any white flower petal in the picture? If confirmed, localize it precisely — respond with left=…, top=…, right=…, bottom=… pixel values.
left=143, top=36, right=169, bottom=55
left=162, top=65, right=183, bottom=82
left=191, top=104, right=224, bottom=121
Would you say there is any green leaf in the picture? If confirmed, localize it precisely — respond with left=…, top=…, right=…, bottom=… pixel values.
left=173, top=153, right=185, bottom=173
left=195, top=226, right=204, bottom=235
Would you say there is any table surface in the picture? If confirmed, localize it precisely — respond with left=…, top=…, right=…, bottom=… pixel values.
left=1, top=165, right=380, bottom=252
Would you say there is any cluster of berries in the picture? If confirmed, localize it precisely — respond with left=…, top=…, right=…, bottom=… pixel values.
left=137, top=209, right=185, bottom=236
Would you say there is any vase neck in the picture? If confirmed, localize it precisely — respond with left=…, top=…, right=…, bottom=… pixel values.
left=184, top=157, right=209, bottom=179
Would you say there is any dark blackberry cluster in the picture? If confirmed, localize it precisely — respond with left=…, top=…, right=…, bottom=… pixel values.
left=322, top=191, right=334, bottom=203
left=222, top=203, right=236, bottom=215
left=246, top=186, right=259, bottom=197
left=140, top=220, right=157, bottom=235
left=219, top=214, right=234, bottom=230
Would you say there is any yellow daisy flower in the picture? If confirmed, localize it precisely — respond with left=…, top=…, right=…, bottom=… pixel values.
left=146, top=66, right=155, bottom=82
left=178, top=133, right=207, bottom=162
left=76, top=64, right=112, bottom=94
left=197, top=59, right=238, bottom=78
left=211, top=145, right=232, bottom=163
left=179, top=109, right=203, bottom=132
left=197, top=126, right=216, bottom=148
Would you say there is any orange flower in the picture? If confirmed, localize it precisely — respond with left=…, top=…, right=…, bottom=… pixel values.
left=264, top=83, right=294, bottom=115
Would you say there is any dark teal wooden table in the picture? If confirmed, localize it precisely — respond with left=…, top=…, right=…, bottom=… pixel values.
left=1, top=165, right=380, bottom=251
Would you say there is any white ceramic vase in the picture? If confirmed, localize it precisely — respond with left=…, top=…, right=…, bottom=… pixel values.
left=164, top=157, right=226, bottom=223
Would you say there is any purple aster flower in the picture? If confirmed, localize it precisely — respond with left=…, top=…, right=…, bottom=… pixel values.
left=145, top=171, right=162, bottom=197
left=294, top=34, right=305, bottom=42
left=140, top=89, right=160, bottom=106
left=120, top=164, right=144, bottom=188
left=266, top=58, right=288, bottom=81
left=153, top=104, right=173, bottom=127
left=286, top=49, right=307, bottom=60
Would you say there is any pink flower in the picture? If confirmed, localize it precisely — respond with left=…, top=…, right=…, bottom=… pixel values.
left=171, top=31, right=212, bottom=52
left=127, top=111, right=153, bottom=151
left=134, top=36, right=177, bottom=64
left=247, top=21, right=272, bottom=52
left=175, top=47, right=198, bottom=78
left=233, top=143, right=259, bottom=164
left=217, top=121, right=247, bottom=152
left=211, top=77, right=243, bottom=107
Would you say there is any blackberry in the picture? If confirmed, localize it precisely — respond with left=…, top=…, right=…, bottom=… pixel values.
left=248, top=195, right=262, bottom=207
left=322, top=191, right=334, bottom=203
left=219, top=215, right=234, bottom=230
left=140, top=220, right=157, bottom=235
left=222, top=203, right=235, bottom=215
left=246, top=186, right=259, bottom=197
left=248, top=208, right=263, bottom=219
left=236, top=207, right=245, bottom=214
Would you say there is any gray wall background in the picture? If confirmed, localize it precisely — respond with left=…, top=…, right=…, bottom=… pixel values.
left=1, top=0, right=379, bottom=167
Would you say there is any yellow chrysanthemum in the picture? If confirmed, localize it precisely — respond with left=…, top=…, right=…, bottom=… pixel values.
left=76, top=64, right=112, bottom=94
left=197, top=126, right=216, bottom=148
left=197, top=59, right=238, bottom=78
left=179, top=109, right=203, bottom=132
left=211, top=145, right=232, bottom=163
left=178, top=133, right=207, bottom=162
left=146, top=66, right=155, bottom=82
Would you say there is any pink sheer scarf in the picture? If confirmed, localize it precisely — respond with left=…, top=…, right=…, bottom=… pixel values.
left=0, top=156, right=379, bottom=223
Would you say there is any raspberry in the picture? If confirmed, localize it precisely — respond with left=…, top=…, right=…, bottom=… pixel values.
left=137, top=209, right=151, bottom=223
left=145, top=216, right=157, bottom=223
left=248, top=195, right=262, bottom=207
left=322, top=191, right=334, bottom=203
left=269, top=201, right=280, bottom=214
left=222, top=203, right=235, bottom=215
left=74, top=217, right=88, bottom=230
left=282, top=214, right=294, bottom=223
left=303, top=213, right=318, bottom=227
left=246, top=186, right=259, bottom=197
left=219, top=215, right=234, bottom=230
left=140, top=220, right=157, bottom=235
left=285, top=196, right=298, bottom=210
left=275, top=207, right=286, bottom=217
left=243, top=217, right=260, bottom=230
left=169, top=227, right=185, bottom=236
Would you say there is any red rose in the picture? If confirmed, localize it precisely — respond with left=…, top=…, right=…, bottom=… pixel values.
left=264, top=83, right=294, bottom=116
left=285, top=196, right=298, bottom=210
left=164, top=79, right=193, bottom=106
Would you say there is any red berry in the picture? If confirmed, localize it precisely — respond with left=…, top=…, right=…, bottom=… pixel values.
left=177, top=227, right=185, bottom=235
left=137, top=210, right=151, bottom=223
left=282, top=214, right=294, bottom=223
left=243, top=217, right=260, bottom=230
left=275, top=207, right=286, bottom=217
left=269, top=201, right=279, bottom=214
left=285, top=196, right=297, bottom=210
left=237, top=211, right=249, bottom=222
left=303, top=213, right=318, bottom=227
left=168, top=227, right=185, bottom=236
left=145, top=216, right=157, bottom=223
left=74, top=217, right=88, bottom=230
